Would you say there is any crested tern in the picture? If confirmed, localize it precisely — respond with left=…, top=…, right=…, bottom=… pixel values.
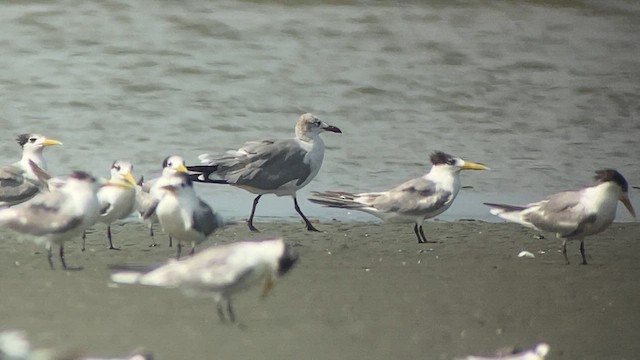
left=136, top=155, right=187, bottom=247
left=484, top=169, right=636, bottom=265
left=309, top=151, right=489, bottom=243
left=187, top=113, right=341, bottom=232
left=84, top=160, right=137, bottom=251
left=144, top=171, right=223, bottom=259
left=110, top=238, right=298, bottom=323
left=0, top=134, right=62, bottom=207
left=0, top=171, right=101, bottom=270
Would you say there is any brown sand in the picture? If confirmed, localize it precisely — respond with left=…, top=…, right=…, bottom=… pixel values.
left=0, top=220, right=639, bottom=360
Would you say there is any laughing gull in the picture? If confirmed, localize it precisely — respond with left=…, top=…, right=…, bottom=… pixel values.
left=84, top=160, right=137, bottom=251
left=485, top=169, right=636, bottom=265
left=144, top=171, right=223, bottom=259
left=136, top=155, right=187, bottom=247
left=187, top=113, right=341, bottom=232
left=110, top=238, right=298, bottom=324
left=309, top=151, right=489, bottom=243
left=0, top=171, right=101, bottom=270
left=0, top=134, right=62, bottom=207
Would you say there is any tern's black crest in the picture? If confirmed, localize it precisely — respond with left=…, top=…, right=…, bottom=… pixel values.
left=16, top=134, right=31, bottom=147
left=595, top=169, right=629, bottom=192
left=69, top=171, right=95, bottom=182
left=161, top=156, right=171, bottom=169
left=430, top=151, right=455, bottom=166
left=278, top=243, right=299, bottom=277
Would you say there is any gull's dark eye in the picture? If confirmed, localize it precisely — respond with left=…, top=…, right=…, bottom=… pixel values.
left=29, top=137, right=37, bottom=143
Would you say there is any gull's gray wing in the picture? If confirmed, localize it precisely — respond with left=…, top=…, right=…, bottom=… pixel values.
left=1, top=191, right=82, bottom=236
left=370, top=177, right=452, bottom=216
left=0, top=166, right=40, bottom=206
left=192, top=199, right=223, bottom=236
left=213, top=139, right=312, bottom=190
left=523, top=190, right=596, bottom=237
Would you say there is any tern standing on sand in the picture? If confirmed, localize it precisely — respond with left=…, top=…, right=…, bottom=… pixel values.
left=0, top=134, right=62, bottom=207
left=310, top=151, right=489, bottom=243
left=0, top=171, right=101, bottom=270
left=187, top=113, right=341, bottom=232
left=484, top=169, right=636, bottom=265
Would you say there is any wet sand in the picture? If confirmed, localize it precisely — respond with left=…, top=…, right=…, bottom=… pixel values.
left=0, top=220, right=639, bottom=360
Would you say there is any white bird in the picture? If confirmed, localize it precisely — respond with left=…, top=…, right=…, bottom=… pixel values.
left=309, top=151, right=489, bottom=243
left=110, top=238, right=298, bottom=323
left=0, top=133, right=62, bottom=207
left=136, top=155, right=187, bottom=247
left=0, top=171, right=101, bottom=270
left=84, top=161, right=137, bottom=251
left=484, top=169, right=636, bottom=265
left=457, top=343, right=550, bottom=360
left=144, top=171, right=223, bottom=259
left=187, top=113, right=341, bottom=232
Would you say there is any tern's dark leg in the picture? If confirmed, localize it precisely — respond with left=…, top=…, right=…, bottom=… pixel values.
left=579, top=240, right=588, bottom=265
left=293, top=196, right=319, bottom=232
left=190, top=242, right=196, bottom=256
left=47, top=244, right=54, bottom=270
left=227, top=299, right=237, bottom=323
left=107, top=225, right=120, bottom=250
left=82, top=231, right=87, bottom=252
left=248, top=195, right=263, bottom=232
left=59, top=244, right=68, bottom=270
left=148, top=225, right=157, bottom=247
left=176, top=243, right=183, bottom=260
left=216, top=301, right=227, bottom=323
left=168, top=236, right=173, bottom=247
left=562, top=239, right=570, bottom=265
left=413, top=224, right=423, bottom=243
left=419, top=225, right=430, bottom=243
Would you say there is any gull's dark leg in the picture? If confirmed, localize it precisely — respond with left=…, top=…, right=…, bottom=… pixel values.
left=562, top=239, right=570, bottom=265
left=47, top=244, right=54, bottom=270
left=414, top=224, right=424, bottom=243
left=107, top=225, right=120, bottom=250
left=248, top=195, right=263, bottom=232
left=580, top=240, right=588, bottom=265
left=82, top=231, right=87, bottom=252
left=294, top=196, right=319, bottom=232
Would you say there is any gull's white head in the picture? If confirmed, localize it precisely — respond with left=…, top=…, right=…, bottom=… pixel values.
left=16, top=133, right=62, bottom=154
left=295, top=113, right=342, bottom=140
left=108, top=160, right=137, bottom=187
left=429, top=151, right=489, bottom=173
left=594, top=169, right=636, bottom=218
left=162, top=155, right=188, bottom=176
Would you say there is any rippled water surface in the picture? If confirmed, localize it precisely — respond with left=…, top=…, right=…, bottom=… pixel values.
left=0, top=0, right=638, bottom=222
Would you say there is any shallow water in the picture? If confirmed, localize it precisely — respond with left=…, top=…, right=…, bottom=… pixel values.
left=0, top=0, right=638, bottom=222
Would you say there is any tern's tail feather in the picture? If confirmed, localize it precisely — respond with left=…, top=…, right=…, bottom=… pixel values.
left=483, top=202, right=529, bottom=224
left=308, top=191, right=368, bottom=209
left=109, top=264, right=162, bottom=284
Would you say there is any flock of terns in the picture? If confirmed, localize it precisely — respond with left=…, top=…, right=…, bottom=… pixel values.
left=0, top=113, right=636, bottom=327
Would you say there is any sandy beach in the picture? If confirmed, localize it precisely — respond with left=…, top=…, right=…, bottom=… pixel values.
left=0, top=219, right=639, bottom=360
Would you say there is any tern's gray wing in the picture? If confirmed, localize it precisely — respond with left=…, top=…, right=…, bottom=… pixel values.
left=1, top=192, right=82, bottom=236
left=0, top=166, right=40, bottom=206
left=371, top=177, right=452, bottom=216
left=192, top=199, right=223, bottom=236
left=524, top=190, right=595, bottom=237
left=214, top=139, right=311, bottom=190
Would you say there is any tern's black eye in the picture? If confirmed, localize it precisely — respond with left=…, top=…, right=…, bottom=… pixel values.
left=113, top=164, right=121, bottom=171
left=313, top=118, right=321, bottom=126
left=29, top=137, right=37, bottom=143
left=446, top=158, right=456, bottom=166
